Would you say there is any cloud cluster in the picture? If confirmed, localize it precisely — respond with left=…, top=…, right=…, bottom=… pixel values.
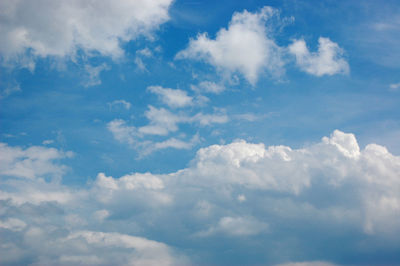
left=288, top=37, right=350, bottom=76
left=1, top=130, right=399, bottom=264
left=0, top=0, right=172, bottom=65
left=107, top=85, right=229, bottom=155
left=177, top=6, right=349, bottom=84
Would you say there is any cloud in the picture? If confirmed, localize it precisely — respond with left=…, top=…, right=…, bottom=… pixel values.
left=83, top=63, right=110, bottom=87
left=0, top=83, right=21, bottom=99
left=190, top=112, right=229, bottom=126
left=107, top=119, right=136, bottom=146
left=108, top=99, right=132, bottom=110
left=176, top=6, right=284, bottom=85
left=191, top=81, right=226, bottom=94
left=197, top=216, right=268, bottom=237
left=0, top=0, right=173, bottom=65
left=1, top=130, right=400, bottom=264
left=148, top=86, right=193, bottom=108
left=389, top=82, right=400, bottom=91
left=138, top=106, right=182, bottom=136
left=288, top=37, right=350, bottom=76
left=107, top=105, right=228, bottom=154
left=0, top=142, right=73, bottom=179
left=0, top=218, right=27, bottom=231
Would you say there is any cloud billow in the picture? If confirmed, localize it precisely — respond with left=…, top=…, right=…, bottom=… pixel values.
left=1, top=130, right=399, bottom=264
left=0, top=0, right=173, bottom=66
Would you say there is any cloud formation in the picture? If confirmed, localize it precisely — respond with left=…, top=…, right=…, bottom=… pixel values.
left=107, top=105, right=228, bottom=154
left=288, top=37, right=349, bottom=76
left=1, top=130, right=399, bottom=264
left=0, top=0, right=172, bottom=64
left=176, top=6, right=284, bottom=85
left=148, top=86, right=193, bottom=108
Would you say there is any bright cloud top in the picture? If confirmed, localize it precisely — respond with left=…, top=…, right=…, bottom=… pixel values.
left=0, top=0, right=172, bottom=63
left=148, top=86, right=193, bottom=108
left=1, top=130, right=399, bottom=264
left=288, top=37, right=350, bottom=76
left=176, top=6, right=284, bottom=85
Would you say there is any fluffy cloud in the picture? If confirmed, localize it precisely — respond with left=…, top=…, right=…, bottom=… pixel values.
left=0, top=142, right=73, bottom=179
left=0, top=0, right=172, bottom=64
left=107, top=105, right=228, bottom=154
left=288, top=37, right=350, bottom=76
left=148, top=86, right=193, bottom=108
left=1, top=130, right=400, bottom=264
left=176, top=6, right=284, bottom=85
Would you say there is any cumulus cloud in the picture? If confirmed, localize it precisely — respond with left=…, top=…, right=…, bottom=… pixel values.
left=107, top=119, right=136, bottom=146
left=138, top=106, right=182, bottom=136
left=0, top=0, right=173, bottom=65
left=288, top=37, right=350, bottom=76
left=148, top=86, right=193, bottom=108
left=2, top=130, right=400, bottom=264
left=0, top=142, right=73, bottom=179
left=176, top=6, right=284, bottom=85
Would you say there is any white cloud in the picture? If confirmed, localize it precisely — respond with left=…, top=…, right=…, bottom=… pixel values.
left=0, top=218, right=26, bottom=231
left=62, top=231, right=182, bottom=266
left=108, top=99, right=132, bottom=110
left=389, top=82, right=400, bottom=91
left=107, top=119, right=136, bottom=146
left=82, top=63, right=110, bottom=87
left=138, top=106, right=182, bottom=136
left=0, top=142, right=72, bottom=179
left=237, top=194, right=246, bottom=202
left=0, top=0, right=173, bottom=65
left=134, top=57, right=148, bottom=72
left=137, top=47, right=153, bottom=57
left=0, top=83, right=21, bottom=98
left=288, top=37, right=350, bottom=76
left=191, top=81, right=225, bottom=94
left=198, top=216, right=268, bottom=237
left=42, top=139, right=54, bottom=145
left=148, top=86, right=193, bottom=108
left=143, top=134, right=200, bottom=155
left=1, top=130, right=400, bottom=264
left=190, top=112, right=229, bottom=126
left=176, top=6, right=284, bottom=85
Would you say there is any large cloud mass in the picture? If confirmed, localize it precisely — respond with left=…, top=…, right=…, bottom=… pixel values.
left=1, top=130, right=400, bottom=264
left=0, top=0, right=172, bottom=63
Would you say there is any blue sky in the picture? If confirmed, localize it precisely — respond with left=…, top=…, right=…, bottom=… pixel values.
left=1, top=0, right=400, bottom=265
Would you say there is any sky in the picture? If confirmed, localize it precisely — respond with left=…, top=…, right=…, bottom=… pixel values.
left=0, top=0, right=400, bottom=265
